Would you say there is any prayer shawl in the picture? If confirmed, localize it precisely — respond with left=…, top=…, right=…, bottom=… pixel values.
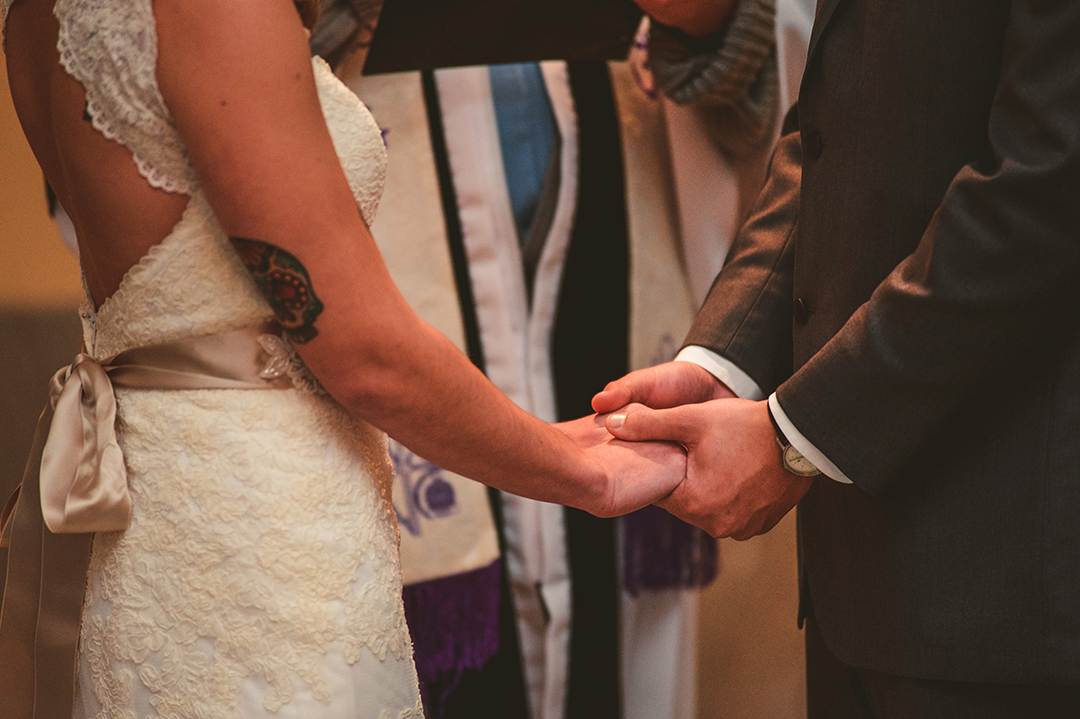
left=341, top=59, right=718, bottom=719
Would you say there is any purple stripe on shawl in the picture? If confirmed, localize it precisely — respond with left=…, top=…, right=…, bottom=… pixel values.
left=402, top=559, right=502, bottom=719
left=622, top=505, right=719, bottom=596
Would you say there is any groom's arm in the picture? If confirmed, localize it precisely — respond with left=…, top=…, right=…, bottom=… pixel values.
left=594, top=103, right=834, bottom=538
left=596, top=104, right=805, bottom=418
left=682, top=104, right=800, bottom=392
left=595, top=102, right=802, bottom=410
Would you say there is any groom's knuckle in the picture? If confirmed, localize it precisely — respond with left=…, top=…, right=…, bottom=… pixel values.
left=708, top=520, right=728, bottom=539
left=680, top=493, right=704, bottom=517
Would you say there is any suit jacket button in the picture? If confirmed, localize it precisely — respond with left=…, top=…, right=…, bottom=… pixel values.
left=793, top=298, right=811, bottom=324
left=805, top=131, right=824, bottom=159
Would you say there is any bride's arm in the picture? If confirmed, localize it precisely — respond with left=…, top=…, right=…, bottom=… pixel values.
left=152, top=0, right=684, bottom=516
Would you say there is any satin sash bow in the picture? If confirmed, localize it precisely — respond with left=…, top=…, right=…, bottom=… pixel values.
left=0, top=325, right=290, bottom=719
left=40, top=354, right=132, bottom=535
left=35, top=329, right=290, bottom=537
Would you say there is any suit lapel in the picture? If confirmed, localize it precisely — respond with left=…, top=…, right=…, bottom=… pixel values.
left=807, top=0, right=846, bottom=65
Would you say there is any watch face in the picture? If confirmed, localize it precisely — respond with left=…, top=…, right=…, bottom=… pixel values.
left=783, top=445, right=822, bottom=477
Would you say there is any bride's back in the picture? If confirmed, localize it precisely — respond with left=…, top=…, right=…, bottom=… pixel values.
left=4, top=0, right=188, bottom=311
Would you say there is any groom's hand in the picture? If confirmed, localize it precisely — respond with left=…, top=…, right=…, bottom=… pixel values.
left=592, top=361, right=735, bottom=415
left=606, top=399, right=812, bottom=540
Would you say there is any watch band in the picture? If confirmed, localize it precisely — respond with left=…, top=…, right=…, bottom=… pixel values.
left=766, top=402, right=822, bottom=477
left=766, top=401, right=790, bottom=446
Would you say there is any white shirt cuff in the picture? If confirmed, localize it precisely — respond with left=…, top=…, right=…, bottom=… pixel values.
left=768, top=394, right=853, bottom=484
left=674, top=345, right=765, bottom=401
left=674, top=345, right=853, bottom=484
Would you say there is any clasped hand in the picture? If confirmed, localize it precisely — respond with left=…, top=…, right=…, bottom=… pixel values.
left=555, top=412, right=687, bottom=518
left=585, top=361, right=812, bottom=539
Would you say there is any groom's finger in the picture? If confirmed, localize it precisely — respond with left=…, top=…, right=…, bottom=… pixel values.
left=594, top=361, right=732, bottom=415
left=592, top=368, right=655, bottom=414
left=655, top=481, right=722, bottom=538
left=605, top=404, right=701, bottom=446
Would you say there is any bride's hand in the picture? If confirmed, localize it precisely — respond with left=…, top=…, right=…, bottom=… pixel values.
left=556, top=408, right=687, bottom=518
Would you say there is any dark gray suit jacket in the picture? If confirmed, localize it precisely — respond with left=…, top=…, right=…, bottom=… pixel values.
left=686, top=0, right=1080, bottom=683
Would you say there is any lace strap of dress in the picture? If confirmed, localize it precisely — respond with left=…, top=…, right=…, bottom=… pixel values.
left=53, top=0, right=198, bottom=195
left=2, top=0, right=15, bottom=44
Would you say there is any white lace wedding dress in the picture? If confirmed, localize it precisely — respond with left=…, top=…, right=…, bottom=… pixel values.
left=1, top=1, right=424, bottom=717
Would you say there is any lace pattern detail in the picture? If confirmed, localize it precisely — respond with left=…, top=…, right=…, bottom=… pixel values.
left=1, top=0, right=12, bottom=44
left=55, top=0, right=198, bottom=194
left=80, top=388, right=419, bottom=717
left=313, top=55, right=387, bottom=225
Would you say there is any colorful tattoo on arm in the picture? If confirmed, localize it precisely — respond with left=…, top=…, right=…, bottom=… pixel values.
left=229, top=237, right=324, bottom=343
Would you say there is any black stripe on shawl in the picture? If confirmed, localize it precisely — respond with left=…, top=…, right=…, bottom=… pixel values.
left=554, top=61, right=628, bottom=719
left=422, top=63, right=629, bottom=719
left=419, top=70, right=531, bottom=719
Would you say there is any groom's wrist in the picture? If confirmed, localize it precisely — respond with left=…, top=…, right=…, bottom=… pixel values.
left=674, top=346, right=764, bottom=400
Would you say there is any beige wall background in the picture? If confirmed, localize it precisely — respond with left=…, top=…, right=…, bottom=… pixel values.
left=0, top=47, right=804, bottom=719
left=1, top=44, right=88, bottom=614
left=1, top=51, right=82, bottom=308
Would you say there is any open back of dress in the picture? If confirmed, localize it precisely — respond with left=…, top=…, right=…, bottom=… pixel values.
left=2, top=1, right=423, bottom=716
